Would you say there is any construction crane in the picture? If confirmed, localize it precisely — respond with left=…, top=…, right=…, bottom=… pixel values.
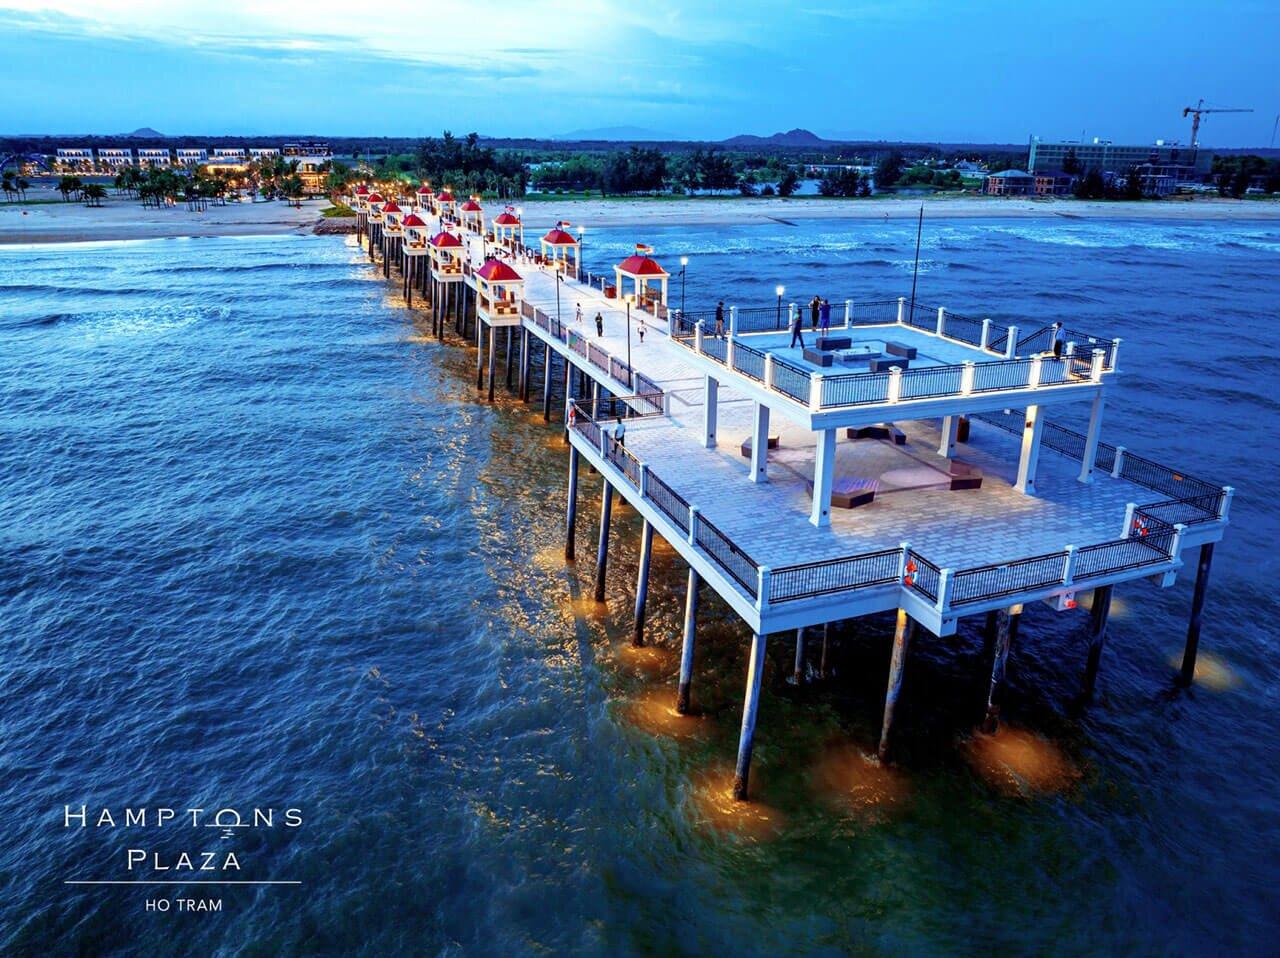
left=1183, top=99, right=1253, bottom=147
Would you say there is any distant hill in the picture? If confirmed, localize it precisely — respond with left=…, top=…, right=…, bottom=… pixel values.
left=120, top=127, right=165, bottom=138
left=550, top=126, right=672, bottom=141
left=722, top=128, right=827, bottom=147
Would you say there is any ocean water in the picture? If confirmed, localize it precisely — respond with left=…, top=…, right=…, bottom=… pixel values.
left=1, top=217, right=1278, bottom=956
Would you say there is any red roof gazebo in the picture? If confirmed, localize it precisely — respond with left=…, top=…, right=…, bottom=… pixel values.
left=429, top=230, right=465, bottom=279
left=474, top=258, right=525, bottom=326
left=539, top=223, right=581, bottom=275
left=615, top=246, right=669, bottom=314
left=491, top=208, right=522, bottom=247
left=459, top=197, right=484, bottom=233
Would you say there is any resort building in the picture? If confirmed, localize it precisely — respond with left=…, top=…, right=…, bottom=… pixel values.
left=249, top=148, right=281, bottom=161
left=209, top=148, right=248, bottom=163
left=96, top=148, right=134, bottom=170
left=984, top=170, right=1036, bottom=195
left=283, top=141, right=332, bottom=158
left=137, top=149, right=172, bottom=168
left=1028, top=136, right=1212, bottom=180
left=175, top=149, right=207, bottom=167
left=54, top=148, right=94, bottom=172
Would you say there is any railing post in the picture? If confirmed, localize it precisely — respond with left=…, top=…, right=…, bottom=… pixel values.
left=1063, top=544, right=1078, bottom=585
left=980, top=318, right=992, bottom=350
left=687, top=505, right=699, bottom=545
left=809, top=371, right=824, bottom=410
left=1090, top=349, right=1106, bottom=382
left=1065, top=341, right=1076, bottom=357
left=1170, top=523, right=1188, bottom=561
left=695, top=320, right=704, bottom=354
left=936, top=568, right=953, bottom=612
left=1219, top=486, right=1235, bottom=522
left=896, top=297, right=906, bottom=325
left=638, top=463, right=648, bottom=497
left=727, top=336, right=736, bottom=370
left=729, top=305, right=739, bottom=336
left=960, top=361, right=975, bottom=396
left=757, top=565, right=771, bottom=611
left=598, top=423, right=608, bottom=457
left=764, top=353, right=775, bottom=390
left=888, top=366, right=903, bottom=403
left=1121, top=502, right=1136, bottom=538
left=1111, top=445, right=1126, bottom=479
left=844, top=299, right=853, bottom=327
left=899, top=541, right=911, bottom=578
left=1029, top=355, right=1043, bottom=389
left=935, top=306, right=946, bottom=337
left=1005, top=324, right=1019, bottom=359
left=1110, top=337, right=1122, bottom=370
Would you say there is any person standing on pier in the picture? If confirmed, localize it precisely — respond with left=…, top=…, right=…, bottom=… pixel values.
left=810, top=295, right=821, bottom=330
left=638, top=317, right=647, bottom=344
left=1051, top=321, right=1066, bottom=358
left=595, top=312, right=604, bottom=337
left=819, top=298, right=832, bottom=335
left=576, top=303, right=583, bottom=324
left=789, top=305, right=806, bottom=349
left=715, top=301, right=726, bottom=339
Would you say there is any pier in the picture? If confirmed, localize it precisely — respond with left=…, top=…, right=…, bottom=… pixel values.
left=350, top=186, right=1234, bottom=800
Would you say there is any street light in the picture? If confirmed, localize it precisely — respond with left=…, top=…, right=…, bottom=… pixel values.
left=776, top=284, right=785, bottom=329
left=577, top=225, right=586, bottom=282
left=679, top=255, right=689, bottom=313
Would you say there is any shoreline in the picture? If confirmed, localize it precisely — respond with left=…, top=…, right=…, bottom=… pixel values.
left=1, top=193, right=1277, bottom=245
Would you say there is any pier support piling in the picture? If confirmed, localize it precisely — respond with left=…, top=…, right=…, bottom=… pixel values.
left=565, top=447, right=579, bottom=561
left=488, top=325, right=497, bottom=402
left=633, top=520, right=653, bottom=646
left=594, top=480, right=613, bottom=602
left=810, top=428, right=837, bottom=528
left=938, top=415, right=959, bottom=459
left=878, top=609, right=914, bottom=763
left=1082, top=585, right=1113, bottom=700
left=819, top=622, right=830, bottom=679
left=1178, top=543, right=1215, bottom=687
left=1014, top=405, right=1044, bottom=496
left=542, top=346, right=553, bottom=421
left=677, top=568, right=700, bottom=714
left=733, top=632, right=768, bottom=801
left=792, top=628, right=805, bottom=684
left=476, top=319, right=485, bottom=390
left=983, top=606, right=1021, bottom=733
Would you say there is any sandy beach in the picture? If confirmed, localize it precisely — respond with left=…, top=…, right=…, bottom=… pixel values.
left=1, top=189, right=1277, bottom=245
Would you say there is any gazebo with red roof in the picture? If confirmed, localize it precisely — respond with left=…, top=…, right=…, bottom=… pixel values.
left=381, top=199, right=404, bottom=235
left=491, top=207, right=523, bottom=248
left=614, top=246, right=669, bottom=315
left=459, top=196, right=484, bottom=233
left=435, top=188, right=457, bottom=219
left=415, top=183, right=434, bottom=214
left=429, top=229, right=465, bottom=282
left=402, top=213, right=430, bottom=251
left=539, top=222, right=581, bottom=275
left=474, top=258, right=525, bottom=327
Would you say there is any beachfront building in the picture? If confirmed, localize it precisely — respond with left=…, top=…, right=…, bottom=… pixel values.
left=491, top=208, right=523, bottom=250
left=459, top=197, right=484, bottom=234
left=283, top=141, right=332, bottom=159
left=210, top=148, right=247, bottom=163
left=176, top=149, right=207, bottom=167
left=54, top=148, right=94, bottom=172
left=97, top=148, right=133, bottom=170
left=614, top=249, right=669, bottom=316
left=539, top=224, right=581, bottom=276
left=985, top=170, right=1036, bottom=195
left=249, top=148, right=281, bottom=161
left=137, top=149, right=172, bottom=168
left=1034, top=172, right=1075, bottom=196
left=1028, top=136, right=1212, bottom=182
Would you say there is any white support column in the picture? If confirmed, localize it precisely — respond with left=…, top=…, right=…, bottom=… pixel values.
left=1219, top=486, right=1235, bottom=522
left=729, top=305, right=739, bottom=336
left=1079, top=393, right=1105, bottom=483
left=896, top=297, right=906, bottom=325
left=1090, top=349, right=1106, bottom=382
left=844, top=299, right=853, bottom=327
left=702, top=374, right=718, bottom=449
left=1015, top=404, right=1045, bottom=495
left=935, top=306, right=946, bottom=337
left=938, top=415, right=959, bottom=459
left=764, top=353, right=775, bottom=390
left=810, top=428, right=837, bottom=527
left=887, top=366, right=903, bottom=403
left=809, top=372, right=824, bottom=410
left=1005, top=325, right=1019, bottom=359
left=1111, top=445, right=1127, bottom=479
left=750, top=401, right=770, bottom=483
left=695, top=321, right=704, bottom=353
left=980, top=318, right=992, bottom=350
left=961, top=361, right=976, bottom=396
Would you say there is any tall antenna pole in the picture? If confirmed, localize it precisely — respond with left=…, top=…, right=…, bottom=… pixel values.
left=908, top=204, right=924, bottom=318
left=1272, top=114, right=1279, bottom=149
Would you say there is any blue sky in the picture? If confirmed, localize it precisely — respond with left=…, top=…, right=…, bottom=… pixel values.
left=0, top=1, right=1274, bottom=145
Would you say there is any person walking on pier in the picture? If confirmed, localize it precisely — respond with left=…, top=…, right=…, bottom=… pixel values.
left=819, top=298, right=832, bottom=335
left=614, top=415, right=626, bottom=447
left=715, top=301, right=726, bottom=339
left=789, top=305, right=806, bottom=349
left=595, top=312, right=604, bottom=337
left=576, top=303, right=583, bottom=324
left=638, top=317, right=647, bottom=344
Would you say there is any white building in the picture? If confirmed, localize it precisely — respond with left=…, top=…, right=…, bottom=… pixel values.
left=210, top=147, right=247, bottom=163
left=248, top=148, right=280, bottom=161
left=175, top=149, right=207, bottom=167
left=137, top=149, right=172, bottom=168
left=96, top=148, right=134, bottom=170
left=55, top=148, right=94, bottom=171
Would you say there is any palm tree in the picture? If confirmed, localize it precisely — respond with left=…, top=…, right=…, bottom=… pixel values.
left=58, top=175, right=83, bottom=201
left=2, top=171, right=14, bottom=202
left=82, top=183, right=108, bottom=207
left=16, top=176, right=29, bottom=200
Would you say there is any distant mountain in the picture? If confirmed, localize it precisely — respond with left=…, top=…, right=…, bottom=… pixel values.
left=550, top=126, right=672, bottom=141
left=721, top=128, right=827, bottom=147
left=120, top=127, right=165, bottom=139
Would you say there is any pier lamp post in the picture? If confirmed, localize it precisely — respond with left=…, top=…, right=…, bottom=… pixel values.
left=578, top=225, right=586, bottom=280
left=556, top=270, right=562, bottom=326
left=626, top=300, right=633, bottom=380
left=776, top=284, right=785, bottom=329
left=679, top=256, right=689, bottom=313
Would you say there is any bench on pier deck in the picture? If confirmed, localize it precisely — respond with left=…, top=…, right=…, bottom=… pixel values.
left=869, top=355, right=910, bottom=372
left=806, top=476, right=879, bottom=509
left=885, top=341, right=917, bottom=359
left=815, top=335, right=852, bottom=351
left=740, top=435, right=780, bottom=458
left=802, top=347, right=834, bottom=368
left=847, top=424, right=906, bottom=445
left=949, top=461, right=984, bottom=491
